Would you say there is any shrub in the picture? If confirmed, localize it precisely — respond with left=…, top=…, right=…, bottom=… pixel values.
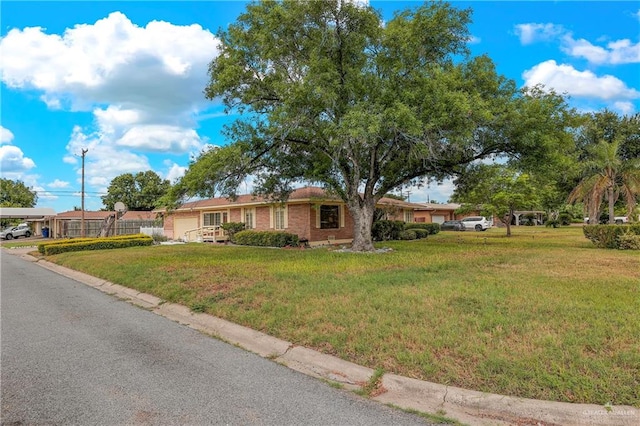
left=38, top=233, right=150, bottom=254
left=399, top=230, right=417, bottom=240
left=233, top=230, right=299, bottom=248
left=404, top=222, right=440, bottom=235
left=43, top=235, right=153, bottom=255
left=406, top=228, right=429, bottom=239
left=558, top=212, right=572, bottom=226
left=617, top=231, right=640, bottom=250
left=583, top=225, right=640, bottom=249
left=372, top=220, right=405, bottom=241
left=221, top=222, right=247, bottom=243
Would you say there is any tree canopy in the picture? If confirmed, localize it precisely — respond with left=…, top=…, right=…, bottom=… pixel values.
left=452, top=165, right=542, bottom=236
left=170, top=0, right=576, bottom=251
left=0, top=178, right=38, bottom=208
left=101, top=171, right=170, bottom=211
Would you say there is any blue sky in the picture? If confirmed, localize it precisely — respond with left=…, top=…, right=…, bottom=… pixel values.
left=1, top=1, right=639, bottom=212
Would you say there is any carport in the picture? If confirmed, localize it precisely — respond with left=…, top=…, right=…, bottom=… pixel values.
left=0, top=207, right=57, bottom=237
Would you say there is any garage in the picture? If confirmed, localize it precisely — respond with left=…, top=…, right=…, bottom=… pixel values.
left=173, top=216, right=199, bottom=241
left=431, top=215, right=446, bottom=224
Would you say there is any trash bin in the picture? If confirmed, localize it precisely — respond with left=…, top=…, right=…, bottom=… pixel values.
left=42, top=227, right=49, bottom=238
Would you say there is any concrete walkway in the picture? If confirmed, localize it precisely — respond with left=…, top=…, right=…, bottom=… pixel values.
left=5, top=247, right=638, bottom=426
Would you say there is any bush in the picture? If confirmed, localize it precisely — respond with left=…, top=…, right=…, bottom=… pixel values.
left=617, top=231, right=640, bottom=250
left=583, top=225, right=640, bottom=249
left=406, top=228, right=429, bottom=239
left=42, top=235, right=153, bottom=255
left=558, top=212, right=572, bottom=226
left=372, top=220, right=405, bottom=241
left=221, top=222, right=247, bottom=242
left=404, top=222, right=440, bottom=235
left=398, top=230, right=417, bottom=240
left=38, top=233, right=150, bottom=254
left=233, top=230, right=299, bottom=248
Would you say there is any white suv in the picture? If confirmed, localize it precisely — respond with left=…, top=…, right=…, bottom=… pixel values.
left=461, top=216, right=492, bottom=231
left=0, top=223, right=32, bottom=240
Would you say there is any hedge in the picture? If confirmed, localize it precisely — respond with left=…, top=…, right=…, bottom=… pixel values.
left=582, top=224, right=640, bottom=249
left=41, top=234, right=153, bottom=255
left=406, top=228, right=430, bottom=239
left=372, top=220, right=406, bottom=241
left=404, top=222, right=441, bottom=235
left=372, top=220, right=440, bottom=241
left=220, top=222, right=247, bottom=243
left=233, top=230, right=299, bottom=248
left=38, top=233, right=150, bottom=254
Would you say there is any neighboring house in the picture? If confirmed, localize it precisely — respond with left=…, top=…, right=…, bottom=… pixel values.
left=52, top=210, right=158, bottom=238
left=413, top=203, right=462, bottom=224
left=160, top=187, right=424, bottom=245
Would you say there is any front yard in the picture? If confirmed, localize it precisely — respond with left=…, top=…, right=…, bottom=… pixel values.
left=42, top=226, right=640, bottom=407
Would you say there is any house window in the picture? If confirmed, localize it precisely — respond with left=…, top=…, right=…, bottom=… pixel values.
left=203, top=212, right=227, bottom=226
left=243, top=208, right=256, bottom=229
left=273, top=206, right=286, bottom=230
left=404, top=210, right=414, bottom=223
left=319, top=205, right=340, bottom=229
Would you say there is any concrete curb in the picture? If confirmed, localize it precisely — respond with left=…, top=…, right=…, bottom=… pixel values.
left=9, top=248, right=639, bottom=426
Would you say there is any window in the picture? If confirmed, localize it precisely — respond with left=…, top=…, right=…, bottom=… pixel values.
left=243, top=208, right=256, bottom=229
left=203, top=212, right=227, bottom=226
left=404, top=210, right=414, bottom=223
left=273, top=206, right=286, bottom=230
left=319, top=205, right=340, bottom=229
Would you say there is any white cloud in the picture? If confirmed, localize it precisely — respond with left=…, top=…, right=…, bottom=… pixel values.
left=514, top=23, right=564, bottom=45
left=562, top=35, right=640, bottom=65
left=1, top=126, right=15, bottom=144
left=0, top=12, right=217, bottom=156
left=164, top=162, right=187, bottom=183
left=65, top=126, right=152, bottom=190
left=0, top=145, right=36, bottom=173
left=612, top=101, right=636, bottom=116
left=117, top=125, right=202, bottom=153
left=522, top=60, right=640, bottom=101
left=48, top=179, right=69, bottom=188
left=515, top=22, right=640, bottom=65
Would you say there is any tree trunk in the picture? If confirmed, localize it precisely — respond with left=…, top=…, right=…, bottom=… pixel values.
left=505, top=211, right=513, bottom=237
left=608, top=186, right=615, bottom=224
left=346, top=196, right=376, bottom=252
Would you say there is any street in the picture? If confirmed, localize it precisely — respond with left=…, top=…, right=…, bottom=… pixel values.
left=1, top=250, right=432, bottom=425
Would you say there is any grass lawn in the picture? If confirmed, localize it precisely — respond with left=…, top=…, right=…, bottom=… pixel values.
left=42, top=226, right=639, bottom=407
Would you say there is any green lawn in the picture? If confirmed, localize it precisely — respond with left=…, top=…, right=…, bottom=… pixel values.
left=43, top=226, right=640, bottom=407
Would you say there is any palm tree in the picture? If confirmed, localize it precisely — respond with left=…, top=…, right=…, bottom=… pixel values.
left=568, top=139, right=640, bottom=224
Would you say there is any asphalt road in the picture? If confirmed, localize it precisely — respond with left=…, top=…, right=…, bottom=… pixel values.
left=1, top=251, right=433, bottom=426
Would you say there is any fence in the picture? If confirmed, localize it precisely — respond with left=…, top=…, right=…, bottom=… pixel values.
left=59, top=220, right=160, bottom=238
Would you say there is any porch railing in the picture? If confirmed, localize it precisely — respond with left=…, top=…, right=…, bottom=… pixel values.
left=183, top=226, right=227, bottom=243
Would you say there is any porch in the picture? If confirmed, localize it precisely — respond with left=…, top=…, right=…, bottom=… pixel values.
left=183, top=226, right=228, bottom=243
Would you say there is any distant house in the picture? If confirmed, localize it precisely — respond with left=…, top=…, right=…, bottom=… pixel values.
left=160, top=187, right=425, bottom=246
left=413, top=203, right=462, bottom=224
left=52, top=210, right=158, bottom=238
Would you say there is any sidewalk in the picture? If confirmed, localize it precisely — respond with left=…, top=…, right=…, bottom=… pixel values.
left=7, top=247, right=639, bottom=426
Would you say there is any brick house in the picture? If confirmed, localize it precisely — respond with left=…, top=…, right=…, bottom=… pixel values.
left=161, top=186, right=424, bottom=245
left=412, top=202, right=463, bottom=224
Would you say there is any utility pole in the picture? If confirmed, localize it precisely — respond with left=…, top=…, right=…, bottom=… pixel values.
left=81, top=148, right=88, bottom=238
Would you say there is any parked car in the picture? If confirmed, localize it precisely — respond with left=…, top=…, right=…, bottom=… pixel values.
left=440, top=220, right=465, bottom=231
left=461, top=216, right=492, bottom=231
left=0, top=223, right=32, bottom=240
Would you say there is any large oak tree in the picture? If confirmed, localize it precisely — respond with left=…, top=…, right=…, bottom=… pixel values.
left=171, top=0, right=574, bottom=251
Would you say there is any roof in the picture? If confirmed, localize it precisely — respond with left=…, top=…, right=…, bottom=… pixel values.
left=414, top=202, right=461, bottom=211
left=0, top=207, right=57, bottom=219
left=55, top=210, right=157, bottom=220
left=170, top=187, right=422, bottom=212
